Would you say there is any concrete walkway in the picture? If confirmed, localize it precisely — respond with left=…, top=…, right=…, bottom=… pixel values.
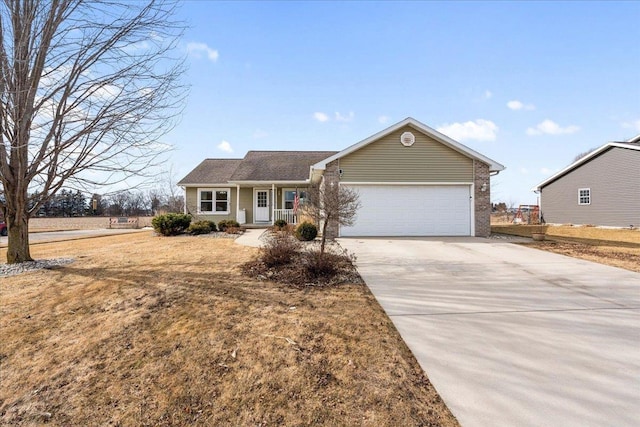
left=338, top=237, right=640, bottom=427
left=234, top=228, right=267, bottom=247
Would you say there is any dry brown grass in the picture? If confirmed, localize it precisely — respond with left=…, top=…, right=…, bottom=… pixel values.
left=493, top=224, right=640, bottom=273
left=0, top=233, right=457, bottom=426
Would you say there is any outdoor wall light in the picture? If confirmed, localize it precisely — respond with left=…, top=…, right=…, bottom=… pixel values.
left=480, top=183, right=488, bottom=192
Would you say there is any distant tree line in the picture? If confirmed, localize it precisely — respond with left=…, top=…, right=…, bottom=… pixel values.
left=31, top=188, right=183, bottom=218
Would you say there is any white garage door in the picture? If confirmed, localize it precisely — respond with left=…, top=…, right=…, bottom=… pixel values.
left=341, top=185, right=472, bottom=237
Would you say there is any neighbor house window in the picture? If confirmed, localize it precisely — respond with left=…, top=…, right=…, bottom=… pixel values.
left=283, top=189, right=307, bottom=209
left=578, top=188, right=591, bottom=205
left=198, top=188, right=230, bottom=214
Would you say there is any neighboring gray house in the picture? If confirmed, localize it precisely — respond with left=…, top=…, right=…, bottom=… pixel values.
left=533, top=135, right=640, bottom=227
left=178, top=117, right=505, bottom=237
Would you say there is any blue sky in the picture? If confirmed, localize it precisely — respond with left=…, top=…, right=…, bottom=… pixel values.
left=167, top=1, right=640, bottom=205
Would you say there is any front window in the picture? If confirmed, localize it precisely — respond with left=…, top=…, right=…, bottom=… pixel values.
left=578, top=188, right=591, bottom=205
left=199, top=188, right=230, bottom=214
left=283, top=190, right=307, bottom=210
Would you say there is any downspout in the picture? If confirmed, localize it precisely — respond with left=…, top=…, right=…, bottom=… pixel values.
left=271, top=183, right=275, bottom=225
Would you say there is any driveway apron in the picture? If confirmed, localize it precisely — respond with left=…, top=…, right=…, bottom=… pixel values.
left=338, top=237, right=640, bottom=427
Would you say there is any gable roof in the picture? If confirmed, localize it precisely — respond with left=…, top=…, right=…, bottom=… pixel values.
left=178, top=151, right=338, bottom=185
left=177, top=158, right=242, bottom=185
left=312, top=117, right=505, bottom=172
left=533, top=140, right=640, bottom=191
left=627, top=134, right=640, bottom=144
left=230, top=151, right=337, bottom=182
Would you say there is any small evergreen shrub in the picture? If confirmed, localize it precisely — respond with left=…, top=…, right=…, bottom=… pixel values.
left=217, top=220, right=228, bottom=231
left=274, top=219, right=287, bottom=229
left=207, top=220, right=217, bottom=232
left=296, top=222, right=318, bottom=241
left=152, top=213, right=192, bottom=236
left=187, top=220, right=213, bottom=235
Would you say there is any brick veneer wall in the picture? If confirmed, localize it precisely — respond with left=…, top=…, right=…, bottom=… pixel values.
left=474, top=160, right=491, bottom=237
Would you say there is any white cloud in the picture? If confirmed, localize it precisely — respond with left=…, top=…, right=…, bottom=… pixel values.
left=335, top=111, right=354, bottom=122
left=526, top=119, right=580, bottom=136
left=187, top=42, right=219, bottom=62
left=252, top=129, right=268, bottom=139
left=507, top=100, right=535, bottom=111
left=313, top=112, right=329, bottom=122
left=437, top=119, right=499, bottom=142
left=217, top=140, right=233, bottom=153
left=621, top=119, right=640, bottom=133
left=484, top=90, right=493, bottom=99
left=378, top=115, right=389, bottom=124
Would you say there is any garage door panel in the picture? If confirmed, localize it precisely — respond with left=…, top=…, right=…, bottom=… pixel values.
left=341, top=185, right=471, bottom=236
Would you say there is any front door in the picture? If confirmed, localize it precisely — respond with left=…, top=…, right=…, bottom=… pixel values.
left=254, top=189, right=270, bottom=222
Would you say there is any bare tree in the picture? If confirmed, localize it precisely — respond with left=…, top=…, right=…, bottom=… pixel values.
left=0, top=0, right=186, bottom=263
left=303, top=182, right=361, bottom=254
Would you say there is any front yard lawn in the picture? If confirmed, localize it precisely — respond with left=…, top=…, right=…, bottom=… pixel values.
left=0, top=232, right=458, bottom=426
left=492, top=224, right=640, bottom=273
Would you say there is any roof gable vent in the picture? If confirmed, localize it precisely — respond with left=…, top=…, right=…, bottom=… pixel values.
left=400, top=131, right=415, bottom=147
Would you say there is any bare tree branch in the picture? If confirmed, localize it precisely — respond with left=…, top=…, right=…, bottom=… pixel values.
left=303, top=182, right=361, bottom=254
left=0, top=0, right=187, bottom=263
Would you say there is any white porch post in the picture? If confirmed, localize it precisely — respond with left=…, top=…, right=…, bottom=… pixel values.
left=236, top=184, right=240, bottom=223
left=271, top=183, right=275, bottom=225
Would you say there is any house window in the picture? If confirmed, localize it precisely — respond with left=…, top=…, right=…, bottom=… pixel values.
left=578, top=188, right=591, bottom=205
left=198, top=188, right=230, bottom=214
left=283, top=189, right=307, bottom=209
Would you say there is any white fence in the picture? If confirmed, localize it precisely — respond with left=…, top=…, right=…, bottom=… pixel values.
left=273, top=209, right=297, bottom=224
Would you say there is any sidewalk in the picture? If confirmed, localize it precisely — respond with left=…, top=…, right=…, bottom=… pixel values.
left=234, top=228, right=266, bottom=247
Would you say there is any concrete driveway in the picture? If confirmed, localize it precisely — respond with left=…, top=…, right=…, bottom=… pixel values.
left=338, top=237, right=640, bottom=427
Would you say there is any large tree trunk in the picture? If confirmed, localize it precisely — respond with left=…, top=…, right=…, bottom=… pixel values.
left=5, top=208, right=32, bottom=264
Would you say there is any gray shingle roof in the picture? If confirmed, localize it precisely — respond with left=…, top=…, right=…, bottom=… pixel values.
left=230, top=151, right=337, bottom=181
left=177, top=159, right=242, bottom=185
left=178, top=151, right=338, bottom=185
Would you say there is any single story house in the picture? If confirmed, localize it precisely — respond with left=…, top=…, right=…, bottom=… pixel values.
left=533, top=135, right=640, bottom=227
left=178, top=117, right=505, bottom=238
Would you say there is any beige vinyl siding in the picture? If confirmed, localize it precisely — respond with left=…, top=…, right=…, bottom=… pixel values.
left=239, top=187, right=253, bottom=223
left=184, top=187, right=236, bottom=222
left=540, top=147, right=640, bottom=227
left=339, top=125, right=473, bottom=182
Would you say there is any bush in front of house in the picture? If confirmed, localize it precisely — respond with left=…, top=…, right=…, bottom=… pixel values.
left=152, top=213, right=192, bottom=236
left=296, top=221, right=318, bottom=241
left=206, top=220, right=217, bottom=232
left=260, top=230, right=301, bottom=267
left=218, top=219, right=240, bottom=232
left=187, top=220, right=213, bottom=235
left=274, top=219, right=287, bottom=229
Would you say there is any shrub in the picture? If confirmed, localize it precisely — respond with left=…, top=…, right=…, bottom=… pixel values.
left=152, top=213, right=192, bottom=236
left=218, top=219, right=240, bottom=232
left=260, top=231, right=301, bottom=267
left=207, top=220, right=217, bottom=232
left=296, top=222, right=318, bottom=241
left=274, top=219, right=287, bottom=229
left=187, top=220, right=213, bottom=235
